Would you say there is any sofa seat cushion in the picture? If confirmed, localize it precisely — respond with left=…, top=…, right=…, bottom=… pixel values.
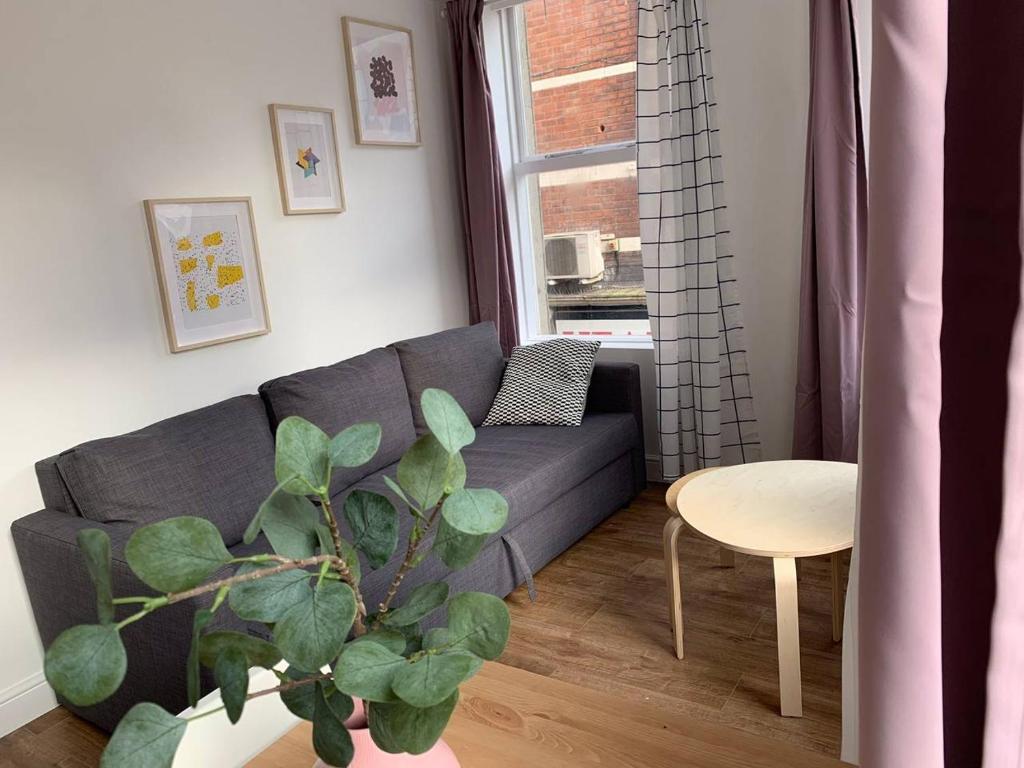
left=56, top=395, right=276, bottom=546
left=328, top=413, right=640, bottom=585
left=461, top=414, right=640, bottom=525
left=259, top=347, right=416, bottom=497
left=391, top=323, right=505, bottom=430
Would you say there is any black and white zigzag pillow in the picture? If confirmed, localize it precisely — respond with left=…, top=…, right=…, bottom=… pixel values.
left=483, top=338, right=601, bottom=427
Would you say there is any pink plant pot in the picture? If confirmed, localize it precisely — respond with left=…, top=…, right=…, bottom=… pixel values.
left=312, top=701, right=460, bottom=768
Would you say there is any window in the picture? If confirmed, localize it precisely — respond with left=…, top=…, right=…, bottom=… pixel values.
left=486, top=0, right=650, bottom=346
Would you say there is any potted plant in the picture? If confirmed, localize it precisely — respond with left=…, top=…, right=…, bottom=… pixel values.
left=42, top=389, right=511, bottom=767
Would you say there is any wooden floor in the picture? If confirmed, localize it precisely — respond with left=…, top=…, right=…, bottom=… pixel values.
left=0, top=485, right=847, bottom=766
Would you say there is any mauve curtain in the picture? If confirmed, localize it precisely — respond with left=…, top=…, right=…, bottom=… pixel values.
left=857, top=1, right=1024, bottom=766
left=792, top=0, right=866, bottom=463
left=446, top=0, right=520, bottom=355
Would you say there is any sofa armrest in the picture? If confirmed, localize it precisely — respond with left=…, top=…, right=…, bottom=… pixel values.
left=586, top=362, right=646, bottom=489
left=11, top=510, right=246, bottom=731
left=586, top=362, right=643, bottom=422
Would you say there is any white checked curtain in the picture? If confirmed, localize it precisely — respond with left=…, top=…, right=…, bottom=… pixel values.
left=637, top=0, right=761, bottom=480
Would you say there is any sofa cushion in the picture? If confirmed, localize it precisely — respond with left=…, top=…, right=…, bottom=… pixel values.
left=328, top=413, right=640, bottom=582
left=56, top=395, right=276, bottom=546
left=259, top=347, right=416, bottom=497
left=483, top=338, right=601, bottom=427
left=391, top=323, right=505, bottom=430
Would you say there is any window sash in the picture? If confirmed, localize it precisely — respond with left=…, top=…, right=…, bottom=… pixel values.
left=486, top=3, right=651, bottom=348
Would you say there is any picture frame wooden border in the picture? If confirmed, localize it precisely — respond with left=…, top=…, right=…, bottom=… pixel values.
left=143, top=196, right=271, bottom=353
left=268, top=104, right=346, bottom=215
left=341, top=16, right=423, bottom=147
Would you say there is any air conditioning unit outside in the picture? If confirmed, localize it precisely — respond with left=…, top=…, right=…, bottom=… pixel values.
left=543, top=230, right=604, bottom=284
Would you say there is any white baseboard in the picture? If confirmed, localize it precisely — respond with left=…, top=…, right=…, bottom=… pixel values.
left=0, top=671, right=57, bottom=737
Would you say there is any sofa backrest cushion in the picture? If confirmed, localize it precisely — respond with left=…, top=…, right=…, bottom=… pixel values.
left=259, top=347, right=416, bottom=496
left=391, top=323, right=505, bottom=430
left=55, top=395, right=276, bottom=545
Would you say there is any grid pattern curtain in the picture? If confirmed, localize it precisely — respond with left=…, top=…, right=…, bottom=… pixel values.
left=637, top=0, right=760, bottom=480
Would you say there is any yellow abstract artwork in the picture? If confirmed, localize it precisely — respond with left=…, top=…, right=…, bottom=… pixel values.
left=217, top=265, right=244, bottom=288
left=169, top=225, right=248, bottom=315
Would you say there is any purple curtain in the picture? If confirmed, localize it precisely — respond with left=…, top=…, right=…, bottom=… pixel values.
left=446, top=0, right=520, bottom=356
left=858, top=0, right=1024, bottom=765
left=791, top=0, right=866, bottom=464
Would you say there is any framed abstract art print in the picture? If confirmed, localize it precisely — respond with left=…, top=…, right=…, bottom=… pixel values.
left=268, top=104, right=346, bottom=214
left=341, top=17, right=421, bottom=146
left=144, top=197, right=271, bottom=352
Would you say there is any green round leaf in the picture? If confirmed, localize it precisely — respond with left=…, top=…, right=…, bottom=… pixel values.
left=312, top=684, right=355, bottom=767
left=421, top=628, right=450, bottom=651
left=214, top=647, right=250, bottom=724
left=125, top=517, right=231, bottom=593
left=380, top=581, right=449, bottom=627
left=421, top=389, right=475, bottom=455
left=100, top=702, right=185, bottom=768
left=368, top=691, right=459, bottom=756
left=321, top=683, right=354, bottom=723
left=45, top=624, right=126, bottom=707
left=343, top=491, right=399, bottom=569
left=275, top=416, right=331, bottom=495
left=447, top=592, right=511, bottom=661
left=347, top=628, right=408, bottom=656
left=274, top=581, right=355, bottom=672
left=391, top=652, right=478, bottom=708
left=280, top=666, right=317, bottom=721
left=77, top=529, right=114, bottom=624
left=261, top=491, right=321, bottom=558
left=228, top=564, right=313, bottom=622
left=441, top=489, right=508, bottom=537
left=333, top=642, right=405, bottom=703
left=187, top=608, right=214, bottom=707
left=444, top=452, right=467, bottom=496
left=396, top=434, right=451, bottom=509
left=432, top=517, right=487, bottom=570
left=198, top=631, right=281, bottom=669
left=329, top=422, right=382, bottom=468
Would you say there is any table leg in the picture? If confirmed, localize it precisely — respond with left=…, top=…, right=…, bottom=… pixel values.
left=773, top=556, right=803, bottom=717
left=831, top=552, right=844, bottom=643
left=663, top=516, right=685, bottom=660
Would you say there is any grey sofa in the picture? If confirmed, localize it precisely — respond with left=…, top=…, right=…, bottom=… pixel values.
left=12, top=323, right=644, bottom=732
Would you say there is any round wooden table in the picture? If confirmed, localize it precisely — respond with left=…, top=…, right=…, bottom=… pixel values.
left=663, top=460, right=856, bottom=717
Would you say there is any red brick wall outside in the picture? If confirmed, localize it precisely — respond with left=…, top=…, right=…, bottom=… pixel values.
left=524, top=0, right=639, bottom=243
left=540, top=177, right=638, bottom=240
left=524, top=0, right=635, bottom=79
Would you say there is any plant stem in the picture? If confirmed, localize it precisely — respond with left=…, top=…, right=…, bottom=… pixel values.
left=183, top=673, right=331, bottom=723
left=165, top=555, right=338, bottom=605
left=321, top=496, right=367, bottom=636
left=375, top=499, right=446, bottom=625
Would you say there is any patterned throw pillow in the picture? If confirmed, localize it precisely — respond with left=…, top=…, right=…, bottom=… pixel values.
left=482, top=338, right=601, bottom=427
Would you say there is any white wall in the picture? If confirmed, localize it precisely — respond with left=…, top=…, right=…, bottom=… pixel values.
left=0, top=0, right=465, bottom=735
left=603, top=1, right=809, bottom=468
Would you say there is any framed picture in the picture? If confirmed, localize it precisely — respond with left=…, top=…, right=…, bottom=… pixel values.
left=342, top=17, right=421, bottom=146
left=268, top=104, right=346, bottom=215
left=144, top=197, right=271, bottom=353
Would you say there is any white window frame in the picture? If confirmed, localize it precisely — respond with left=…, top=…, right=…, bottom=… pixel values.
left=482, top=2, right=651, bottom=350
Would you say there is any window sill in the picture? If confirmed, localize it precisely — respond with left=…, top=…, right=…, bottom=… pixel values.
left=524, top=334, right=654, bottom=351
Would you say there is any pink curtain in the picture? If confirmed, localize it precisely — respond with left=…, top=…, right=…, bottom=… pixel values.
left=792, top=0, right=866, bottom=464
left=859, top=1, right=1024, bottom=765
left=446, top=0, right=520, bottom=355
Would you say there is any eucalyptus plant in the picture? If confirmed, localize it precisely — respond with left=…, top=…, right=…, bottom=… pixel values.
left=43, top=388, right=511, bottom=768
